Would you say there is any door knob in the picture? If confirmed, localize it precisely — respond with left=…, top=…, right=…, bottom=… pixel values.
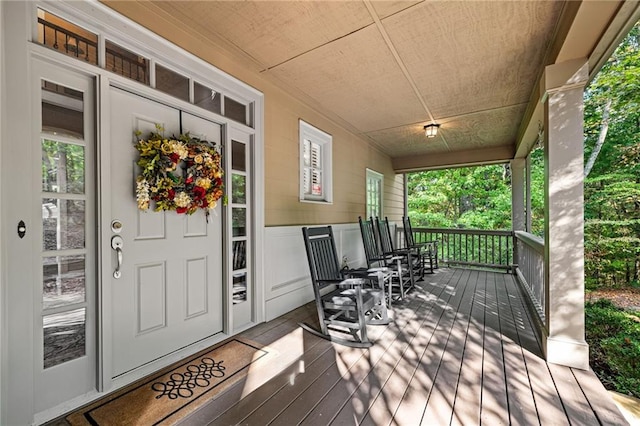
left=111, top=235, right=124, bottom=279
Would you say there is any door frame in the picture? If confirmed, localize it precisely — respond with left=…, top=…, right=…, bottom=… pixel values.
left=98, top=71, right=264, bottom=394
left=1, top=1, right=264, bottom=423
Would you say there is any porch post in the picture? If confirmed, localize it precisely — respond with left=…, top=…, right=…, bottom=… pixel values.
left=511, top=159, right=525, bottom=270
left=525, top=155, right=532, bottom=233
left=511, top=159, right=525, bottom=231
left=542, top=58, right=589, bottom=369
left=403, top=173, right=408, bottom=218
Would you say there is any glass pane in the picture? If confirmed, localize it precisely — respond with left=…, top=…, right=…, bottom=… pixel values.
left=224, top=96, right=247, bottom=125
left=37, top=9, right=98, bottom=65
left=232, top=241, right=246, bottom=271
left=232, top=140, right=246, bottom=172
left=43, top=255, right=85, bottom=310
left=303, top=140, right=311, bottom=167
left=233, top=208, right=246, bottom=237
left=232, top=272, right=247, bottom=304
left=194, top=82, right=221, bottom=114
left=42, top=81, right=84, bottom=139
left=42, top=140, right=85, bottom=194
left=43, top=308, right=86, bottom=369
left=43, top=199, right=85, bottom=251
left=106, top=40, right=149, bottom=85
left=232, top=174, right=246, bottom=204
left=155, top=64, right=189, bottom=102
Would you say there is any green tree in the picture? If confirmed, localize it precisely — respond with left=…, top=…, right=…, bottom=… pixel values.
left=583, top=23, right=640, bottom=288
left=407, top=164, right=512, bottom=231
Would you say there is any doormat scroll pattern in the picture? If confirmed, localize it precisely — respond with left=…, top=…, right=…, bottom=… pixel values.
left=66, top=339, right=268, bottom=426
left=151, top=357, right=226, bottom=400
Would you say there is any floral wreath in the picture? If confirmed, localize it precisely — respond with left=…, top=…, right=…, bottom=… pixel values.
left=134, top=124, right=224, bottom=215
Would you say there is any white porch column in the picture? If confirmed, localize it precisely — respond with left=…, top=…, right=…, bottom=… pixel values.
left=511, top=159, right=525, bottom=270
left=525, top=155, right=532, bottom=233
left=542, top=58, right=589, bottom=370
left=511, top=159, right=526, bottom=232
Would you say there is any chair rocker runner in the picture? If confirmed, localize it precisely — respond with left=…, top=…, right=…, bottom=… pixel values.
left=359, top=217, right=415, bottom=301
left=402, top=216, right=438, bottom=273
left=301, top=226, right=390, bottom=348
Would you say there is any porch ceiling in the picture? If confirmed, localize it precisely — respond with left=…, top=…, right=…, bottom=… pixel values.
left=104, top=0, right=637, bottom=171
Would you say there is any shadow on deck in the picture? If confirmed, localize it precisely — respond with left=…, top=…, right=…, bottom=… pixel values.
left=183, top=268, right=627, bottom=425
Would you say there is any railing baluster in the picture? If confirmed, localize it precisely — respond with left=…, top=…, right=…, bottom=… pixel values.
left=396, top=226, right=517, bottom=271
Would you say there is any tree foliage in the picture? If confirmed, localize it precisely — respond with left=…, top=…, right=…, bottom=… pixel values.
left=584, top=23, right=640, bottom=288
left=407, top=164, right=513, bottom=230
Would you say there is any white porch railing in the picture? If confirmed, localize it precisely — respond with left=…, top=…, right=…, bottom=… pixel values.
left=396, top=226, right=547, bottom=324
left=514, top=231, right=546, bottom=324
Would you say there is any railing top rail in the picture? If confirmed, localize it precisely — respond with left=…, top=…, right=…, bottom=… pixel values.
left=514, top=231, right=544, bottom=254
left=408, top=227, right=514, bottom=237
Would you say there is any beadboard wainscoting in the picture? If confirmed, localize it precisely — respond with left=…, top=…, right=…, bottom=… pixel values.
left=264, top=223, right=366, bottom=321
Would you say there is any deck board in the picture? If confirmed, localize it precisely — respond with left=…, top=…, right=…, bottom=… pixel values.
left=382, top=271, right=469, bottom=424
left=176, top=267, right=628, bottom=426
left=300, top=289, right=439, bottom=425
left=480, top=270, right=510, bottom=425
left=503, top=273, right=570, bottom=426
left=418, top=269, right=478, bottom=425
left=450, top=271, right=486, bottom=426
left=496, top=273, right=540, bottom=426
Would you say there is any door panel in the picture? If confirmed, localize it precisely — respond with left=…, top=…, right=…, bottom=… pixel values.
left=109, top=88, right=223, bottom=377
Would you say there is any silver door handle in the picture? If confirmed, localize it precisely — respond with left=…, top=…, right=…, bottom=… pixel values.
left=111, top=235, right=124, bottom=279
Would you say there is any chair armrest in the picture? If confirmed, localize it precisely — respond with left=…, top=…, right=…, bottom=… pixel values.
left=367, top=267, right=391, bottom=273
left=337, top=278, right=367, bottom=288
left=413, top=241, right=437, bottom=247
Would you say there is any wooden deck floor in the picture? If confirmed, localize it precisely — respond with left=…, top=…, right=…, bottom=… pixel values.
left=182, top=268, right=628, bottom=426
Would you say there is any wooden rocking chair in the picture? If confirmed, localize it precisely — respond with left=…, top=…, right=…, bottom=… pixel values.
left=402, top=216, right=438, bottom=273
left=376, top=216, right=423, bottom=282
left=359, top=217, right=415, bottom=301
left=300, top=226, right=390, bottom=348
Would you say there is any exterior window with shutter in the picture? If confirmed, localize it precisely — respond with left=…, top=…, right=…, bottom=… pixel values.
left=300, top=120, right=332, bottom=203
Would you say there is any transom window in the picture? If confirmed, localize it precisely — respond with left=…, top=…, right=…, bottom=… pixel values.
left=35, top=8, right=253, bottom=127
left=299, top=120, right=332, bottom=203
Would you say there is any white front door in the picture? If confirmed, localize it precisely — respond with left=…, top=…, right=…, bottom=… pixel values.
left=108, top=87, right=223, bottom=377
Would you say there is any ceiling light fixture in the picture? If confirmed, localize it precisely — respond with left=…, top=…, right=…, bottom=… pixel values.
left=424, top=123, right=440, bottom=138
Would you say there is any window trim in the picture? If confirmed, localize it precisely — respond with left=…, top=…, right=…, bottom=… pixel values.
left=366, top=168, right=384, bottom=218
left=299, top=119, right=332, bottom=203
